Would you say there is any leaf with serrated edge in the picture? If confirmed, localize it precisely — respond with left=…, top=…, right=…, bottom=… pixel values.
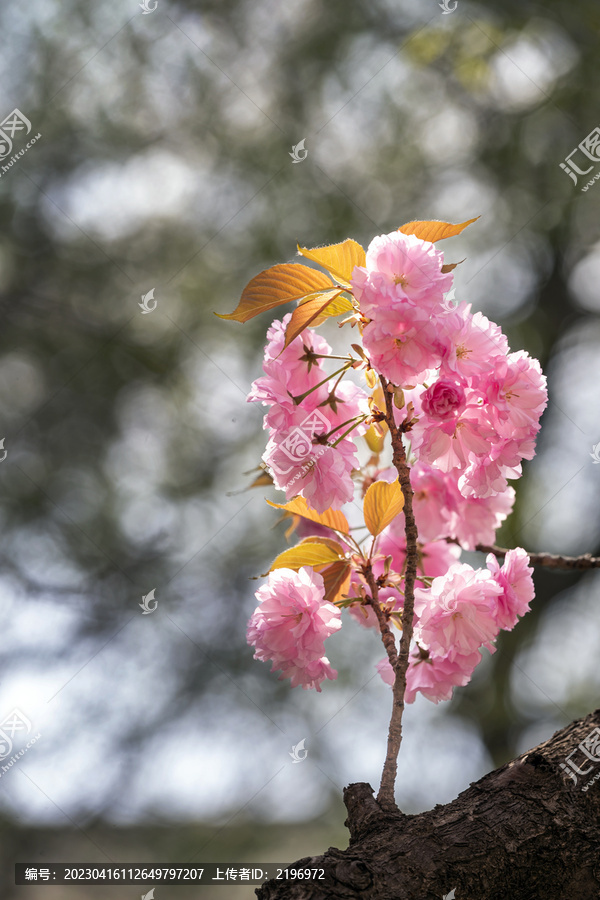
left=398, top=217, right=479, bottom=243
left=363, top=479, right=405, bottom=536
left=283, top=289, right=344, bottom=348
left=305, top=293, right=354, bottom=327
left=298, top=239, right=366, bottom=287
left=268, top=541, right=345, bottom=572
left=298, top=536, right=347, bottom=555
left=216, top=264, right=333, bottom=323
left=266, top=497, right=349, bottom=533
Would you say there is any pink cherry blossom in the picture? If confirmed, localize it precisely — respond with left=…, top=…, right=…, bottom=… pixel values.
left=476, top=351, right=547, bottom=438
left=405, top=649, right=483, bottom=704
left=247, top=315, right=331, bottom=430
left=421, top=379, right=467, bottom=421
left=448, top=484, right=515, bottom=549
left=418, top=539, right=462, bottom=577
left=265, top=431, right=358, bottom=512
left=438, top=303, right=509, bottom=379
left=377, top=520, right=461, bottom=583
left=413, top=562, right=502, bottom=659
left=457, top=430, right=540, bottom=500
left=457, top=452, right=512, bottom=500
left=486, top=548, right=534, bottom=630
left=264, top=381, right=368, bottom=512
left=247, top=566, right=341, bottom=691
left=353, top=231, right=453, bottom=308
left=376, top=649, right=483, bottom=704
left=408, top=462, right=516, bottom=549
left=361, top=303, right=442, bottom=386
left=414, top=410, right=495, bottom=473
left=409, top=462, right=457, bottom=543
left=278, top=656, right=338, bottom=691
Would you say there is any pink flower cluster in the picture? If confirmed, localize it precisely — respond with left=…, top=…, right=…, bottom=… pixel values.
left=247, top=228, right=545, bottom=701
left=348, top=510, right=461, bottom=630
left=247, top=566, right=341, bottom=691
left=377, top=549, right=534, bottom=703
left=372, top=463, right=515, bottom=551
left=352, top=232, right=548, bottom=501
left=247, top=314, right=368, bottom=512
left=352, top=233, right=453, bottom=385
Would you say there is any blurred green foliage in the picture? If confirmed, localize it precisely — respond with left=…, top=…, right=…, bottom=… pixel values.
left=0, top=0, right=599, bottom=892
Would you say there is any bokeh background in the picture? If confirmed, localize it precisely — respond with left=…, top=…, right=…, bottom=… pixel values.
left=1, top=0, right=600, bottom=896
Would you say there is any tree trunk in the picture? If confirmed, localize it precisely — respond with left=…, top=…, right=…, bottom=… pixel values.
left=256, top=709, right=600, bottom=900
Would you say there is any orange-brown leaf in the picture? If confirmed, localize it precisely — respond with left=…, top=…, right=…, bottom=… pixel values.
left=268, top=541, right=345, bottom=573
left=283, top=289, right=346, bottom=348
left=398, top=217, right=479, bottom=243
left=320, top=560, right=352, bottom=605
left=297, top=239, right=366, bottom=287
left=216, top=264, right=333, bottom=323
left=363, top=479, right=405, bottom=536
left=266, top=496, right=349, bottom=534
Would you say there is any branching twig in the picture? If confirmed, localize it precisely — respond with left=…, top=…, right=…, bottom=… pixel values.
left=362, top=564, right=398, bottom=668
left=462, top=542, right=600, bottom=571
left=375, top=376, right=420, bottom=812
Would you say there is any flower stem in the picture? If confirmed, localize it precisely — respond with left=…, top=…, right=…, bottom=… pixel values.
left=328, top=415, right=368, bottom=447
left=362, top=564, right=398, bottom=669
left=290, top=363, right=353, bottom=405
left=376, top=375, right=420, bottom=812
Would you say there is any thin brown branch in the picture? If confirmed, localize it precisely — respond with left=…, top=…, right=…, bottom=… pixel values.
left=468, top=542, right=600, bottom=571
left=362, top=565, right=398, bottom=668
left=376, top=376, right=419, bottom=812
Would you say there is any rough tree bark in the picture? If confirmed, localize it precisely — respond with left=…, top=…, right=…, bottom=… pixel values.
left=257, top=709, right=600, bottom=900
